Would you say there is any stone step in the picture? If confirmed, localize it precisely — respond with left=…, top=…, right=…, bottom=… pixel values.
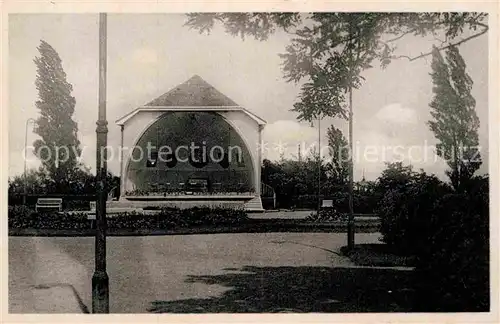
left=243, top=197, right=264, bottom=212
left=96, top=197, right=266, bottom=212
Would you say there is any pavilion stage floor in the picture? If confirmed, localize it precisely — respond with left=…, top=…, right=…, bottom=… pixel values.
left=104, top=194, right=264, bottom=212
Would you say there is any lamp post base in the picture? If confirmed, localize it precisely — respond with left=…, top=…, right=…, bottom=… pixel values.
left=91, top=270, right=109, bottom=313
left=347, top=221, right=355, bottom=250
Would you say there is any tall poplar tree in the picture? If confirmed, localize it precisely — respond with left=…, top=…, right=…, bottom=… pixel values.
left=428, top=46, right=481, bottom=191
left=33, top=40, right=82, bottom=191
left=326, top=125, right=349, bottom=185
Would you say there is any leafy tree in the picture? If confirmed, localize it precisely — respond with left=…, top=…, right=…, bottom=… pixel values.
left=326, top=125, right=349, bottom=184
left=8, top=168, right=50, bottom=194
left=186, top=12, right=488, bottom=246
left=376, top=162, right=415, bottom=193
left=9, top=167, right=120, bottom=206
left=262, top=159, right=280, bottom=182
left=185, top=13, right=488, bottom=122
left=33, top=40, right=82, bottom=192
left=261, top=152, right=329, bottom=208
left=428, top=46, right=481, bottom=191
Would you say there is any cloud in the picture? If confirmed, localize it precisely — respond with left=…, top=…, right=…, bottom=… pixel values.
left=375, top=103, right=417, bottom=124
left=262, top=120, right=319, bottom=160
left=77, top=133, right=122, bottom=176
left=8, top=150, right=41, bottom=178
left=131, top=47, right=158, bottom=65
left=263, top=120, right=317, bottom=142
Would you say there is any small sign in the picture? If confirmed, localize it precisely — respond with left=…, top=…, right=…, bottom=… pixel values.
left=321, top=200, right=334, bottom=208
left=87, top=213, right=96, bottom=220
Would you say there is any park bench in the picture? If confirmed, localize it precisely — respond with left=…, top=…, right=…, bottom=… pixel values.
left=35, top=198, right=63, bottom=212
left=87, top=202, right=97, bottom=228
left=89, top=201, right=97, bottom=219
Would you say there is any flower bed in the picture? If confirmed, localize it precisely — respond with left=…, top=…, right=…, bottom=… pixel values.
left=8, top=205, right=248, bottom=230
left=305, top=209, right=348, bottom=222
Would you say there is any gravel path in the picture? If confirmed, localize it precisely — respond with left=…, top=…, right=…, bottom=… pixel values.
left=8, top=232, right=411, bottom=313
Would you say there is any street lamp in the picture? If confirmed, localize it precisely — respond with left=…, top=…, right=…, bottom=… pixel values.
left=91, top=12, right=109, bottom=313
left=347, top=83, right=355, bottom=250
left=317, top=115, right=322, bottom=214
left=23, top=118, right=36, bottom=205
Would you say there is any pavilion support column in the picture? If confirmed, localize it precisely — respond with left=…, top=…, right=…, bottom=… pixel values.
left=256, top=124, right=264, bottom=196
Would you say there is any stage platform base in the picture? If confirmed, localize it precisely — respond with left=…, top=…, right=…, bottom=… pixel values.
left=107, top=195, right=264, bottom=212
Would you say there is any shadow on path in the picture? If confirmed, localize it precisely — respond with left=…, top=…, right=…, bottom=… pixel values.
left=31, top=283, right=90, bottom=313
left=269, top=240, right=343, bottom=256
left=148, top=266, right=415, bottom=313
left=340, top=244, right=416, bottom=267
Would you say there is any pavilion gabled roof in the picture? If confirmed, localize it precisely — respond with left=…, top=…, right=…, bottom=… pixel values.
left=116, top=75, right=266, bottom=126
left=145, top=75, right=239, bottom=107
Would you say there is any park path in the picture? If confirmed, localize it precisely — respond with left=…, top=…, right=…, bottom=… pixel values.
left=8, top=237, right=89, bottom=313
left=9, top=233, right=383, bottom=313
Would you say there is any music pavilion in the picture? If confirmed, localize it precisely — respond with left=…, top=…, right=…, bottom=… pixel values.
left=113, top=75, right=267, bottom=211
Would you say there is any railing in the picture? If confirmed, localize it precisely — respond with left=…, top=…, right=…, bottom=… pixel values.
left=261, top=183, right=276, bottom=209
left=261, top=183, right=275, bottom=197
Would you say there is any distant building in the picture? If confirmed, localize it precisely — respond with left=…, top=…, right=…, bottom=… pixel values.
left=355, top=170, right=369, bottom=193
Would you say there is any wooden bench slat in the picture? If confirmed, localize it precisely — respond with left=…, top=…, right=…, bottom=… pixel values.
left=37, top=199, right=62, bottom=202
left=36, top=198, right=63, bottom=212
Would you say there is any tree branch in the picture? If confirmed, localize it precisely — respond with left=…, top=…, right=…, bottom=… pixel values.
left=384, top=15, right=487, bottom=46
left=433, top=34, right=447, bottom=46
left=386, top=30, right=414, bottom=43
left=390, top=25, right=488, bottom=62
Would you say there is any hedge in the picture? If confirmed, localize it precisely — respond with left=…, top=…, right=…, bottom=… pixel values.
left=8, top=206, right=248, bottom=230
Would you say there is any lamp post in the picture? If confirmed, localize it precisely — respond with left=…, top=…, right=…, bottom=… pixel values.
left=92, top=12, right=109, bottom=313
left=347, top=84, right=355, bottom=250
left=23, top=118, right=36, bottom=205
left=347, top=19, right=356, bottom=250
left=317, top=115, right=322, bottom=214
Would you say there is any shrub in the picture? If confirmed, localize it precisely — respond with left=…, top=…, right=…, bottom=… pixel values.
left=306, top=209, right=347, bottom=222
left=9, top=207, right=90, bottom=229
left=8, top=205, right=34, bottom=218
left=376, top=172, right=450, bottom=255
left=328, top=191, right=349, bottom=213
left=108, top=211, right=160, bottom=229
left=178, top=207, right=247, bottom=226
left=63, top=200, right=93, bottom=211
left=8, top=205, right=36, bottom=228
left=108, top=207, right=248, bottom=229
left=414, top=182, right=489, bottom=311
left=354, top=190, right=380, bottom=214
left=285, top=195, right=322, bottom=209
left=376, top=169, right=489, bottom=311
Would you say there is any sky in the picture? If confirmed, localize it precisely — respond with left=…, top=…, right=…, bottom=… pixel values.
left=8, top=13, right=489, bottom=181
